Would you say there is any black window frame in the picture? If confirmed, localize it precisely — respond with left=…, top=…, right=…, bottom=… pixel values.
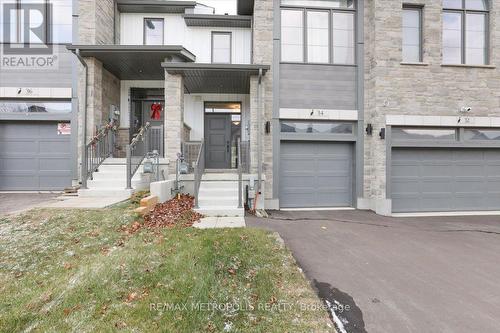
left=280, top=2, right=357, bottom=65
left=443, top=0, right=489, bottom=65
left=143, top=17, right=165, bottom=46
left=402, top=4, right=424, bottom=63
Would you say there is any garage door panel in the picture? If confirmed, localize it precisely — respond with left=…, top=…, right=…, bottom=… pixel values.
left=421, top=181, right=454, bottom=193
left=0, top=157, right=38, bottom=170
left=280, top=142, right=352, bottom=208
left=0, top=175, right=38, bottom=188
left=39, top=158, right=71, bottom=171
left=0, top=122, right=71, bottom=191
left=392, top=148, right=500, bottom=213
left=0, top=141, right=38, bottom=153
left=40, top=141, right=69, bottom=153
left=421, top=198, right=453, bottom=211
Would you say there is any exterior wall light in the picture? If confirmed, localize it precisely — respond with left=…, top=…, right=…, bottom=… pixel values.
left=366, top=123, right=373, bottom=136
left=379, top=128, right=386, bottom=139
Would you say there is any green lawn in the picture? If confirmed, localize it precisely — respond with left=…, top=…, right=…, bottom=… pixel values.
left=0, top=203, right=334, bottom=332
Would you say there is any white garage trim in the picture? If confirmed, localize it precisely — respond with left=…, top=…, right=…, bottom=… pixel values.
left=386, top=115, right=500, bottom=128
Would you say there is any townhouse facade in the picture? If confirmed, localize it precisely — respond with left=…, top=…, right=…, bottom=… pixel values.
left=0, top=0, right=78, bottom=190
left=1, top=0, right=500, bottom=216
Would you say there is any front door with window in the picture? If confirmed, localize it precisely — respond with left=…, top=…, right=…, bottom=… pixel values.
left=205, top=114, right=231, bottom=169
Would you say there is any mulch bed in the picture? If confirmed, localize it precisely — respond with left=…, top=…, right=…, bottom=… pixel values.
left=143, top=194, right=203, bottom=229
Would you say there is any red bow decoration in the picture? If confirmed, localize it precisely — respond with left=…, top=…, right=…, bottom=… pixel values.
left=151, top=103, right=163, bottom=120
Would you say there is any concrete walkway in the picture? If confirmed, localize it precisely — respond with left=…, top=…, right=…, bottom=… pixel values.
left=247, top=210, right=500, bottom=333
left=0, top=193, right=60, bottom=216
left=194, top=216, right=246, bottom=229
left=45, top=195, right=130, bottom=209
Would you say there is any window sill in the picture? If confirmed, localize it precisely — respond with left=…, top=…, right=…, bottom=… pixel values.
left=441, top=64, right=496, bottom=69
left=400, top=62, right=429, bottom=66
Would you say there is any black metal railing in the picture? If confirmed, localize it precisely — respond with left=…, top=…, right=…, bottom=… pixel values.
left=193, top=141, right=205, bottom=208
left=126, top=122, right=152, bottom=189
left=81, top=119, right=117, bottom=188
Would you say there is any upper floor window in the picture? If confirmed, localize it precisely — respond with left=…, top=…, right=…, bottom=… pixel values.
left=0, top=0, right=72, bottom=44
left=281, top=1, right=355, bottom=65
left=281, top=0, right=354, bottom=9
left=144, top=18, right=164, bottom=45
left=443, top=0, right=489, bottom=65
left=212, top=32, right=231, bottom=64
left=402, top=5, right=422, bottom=63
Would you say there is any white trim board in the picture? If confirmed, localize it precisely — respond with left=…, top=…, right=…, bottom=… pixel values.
left=280, top=108, right=358, bottom=121
left=386, top=115, right=500, bottom=128
left=0, top=87, right=72, bottom=99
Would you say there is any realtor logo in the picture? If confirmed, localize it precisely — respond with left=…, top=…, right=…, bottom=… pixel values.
left=1, top=3, right=58, bottom=70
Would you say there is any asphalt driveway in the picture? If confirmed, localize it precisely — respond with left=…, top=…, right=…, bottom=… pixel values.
left=247, top=210, right=500, bottom=333
left=0, top=193, right=59, bottom=216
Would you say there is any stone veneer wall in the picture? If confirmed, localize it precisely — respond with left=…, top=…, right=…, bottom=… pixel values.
left=364, top=0, right=500, bottom=211
left=115, top=129, right=130, bottom=158
left=78, top=0, right=115, bottom=44
left=251, top=0, right=274, bottom=201
left=164, top=73, right=185, bottom=174
left=77, top=0, right=120, bottom=170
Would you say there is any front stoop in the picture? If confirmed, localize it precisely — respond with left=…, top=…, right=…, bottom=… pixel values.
left=78, top=159, right=151, bottom=198
left=195, top=178, right=244, bottom=217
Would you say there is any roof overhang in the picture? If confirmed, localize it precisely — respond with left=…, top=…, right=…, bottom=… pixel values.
left=162, top=63, right=270, bottom=94
left=184, top=14, right=252, bottom=28
left=237, top=0, right=254, bottom=15
left=117, top=0, right=196, bottom=13
left=67, top=45, right=196, bottom=80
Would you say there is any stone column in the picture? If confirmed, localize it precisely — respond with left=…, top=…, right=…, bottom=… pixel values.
left=251, top=0, right=274, bottom=205
left=164, top=72, right=184, bottom=175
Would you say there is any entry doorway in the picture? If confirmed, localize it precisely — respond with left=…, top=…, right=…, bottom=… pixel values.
left=130, top=88, right=164, bottom=156
left=204, top=102, right=242, bottom=169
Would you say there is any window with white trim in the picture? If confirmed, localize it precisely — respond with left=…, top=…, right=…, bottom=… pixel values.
left=211, top=32, right=232, bottom=64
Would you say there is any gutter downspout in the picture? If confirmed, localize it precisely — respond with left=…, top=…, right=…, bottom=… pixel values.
left=257, top=68, right=263, bottom=203
left=72, top=49, right=89, bottom=189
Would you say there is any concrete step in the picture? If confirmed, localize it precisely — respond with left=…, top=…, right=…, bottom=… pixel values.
left=202, top=174, right=239, bottom=181
left=199, top=181, right=238, bottom=190
left=198, top=189, right=239, bottom=198
left=195, top=207, right=244, bottom=217
left=91, top=171, right=126, bottom=180
left=198, top=197, right=239, bottom=207
left=87, top=179, right=127, bottom=188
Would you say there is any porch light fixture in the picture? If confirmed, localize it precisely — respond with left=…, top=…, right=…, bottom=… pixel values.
left=379, top=128, right=386, bottom=140
left=265, top=121, right=271, bottom=134
left=366, top=123, right=373, bottom=136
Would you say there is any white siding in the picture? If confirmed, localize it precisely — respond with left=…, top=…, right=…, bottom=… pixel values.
left=120, top=13, right=252, bottom=64
left=184, top=94, right=250, bottom=141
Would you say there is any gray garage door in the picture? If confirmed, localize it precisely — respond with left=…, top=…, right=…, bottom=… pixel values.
left=0, top=121, right=72, bottom=190
left=280, top=141, right=353, bottom=208
left=392, top=148, right=500, bottom=213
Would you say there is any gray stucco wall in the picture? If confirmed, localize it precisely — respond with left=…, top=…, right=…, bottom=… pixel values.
left=279, top=64, right=357, bottom=110
left=364, top=0, right=500, bottom=210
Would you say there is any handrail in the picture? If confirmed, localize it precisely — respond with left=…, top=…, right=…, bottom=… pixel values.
left=126, top=122, right=152, bottom=189
left=81, top=119, right=117, bottom=188
left=193, top=140, right=205, bottom=208
left=238, top=139, right=243, bottom=208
